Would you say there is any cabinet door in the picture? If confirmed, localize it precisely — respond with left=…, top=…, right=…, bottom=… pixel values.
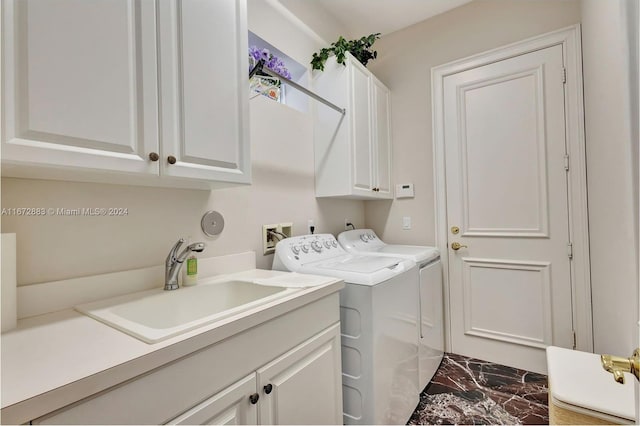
left=349, top=59, right=374, bottom=195
left=372, top=78, right=393, bottom=198
left=157, top=0, right=250, bottom=184
left=167, top=374, right=258, bottom=425
left=257, top=324, right=342, bottom=425
left=1, top=0, right=159, bottom=175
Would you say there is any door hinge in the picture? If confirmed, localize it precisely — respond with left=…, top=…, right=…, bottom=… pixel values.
left=564, top=154, right=570, bottom=171
left=562, top=67, right=567, bottom=84
left=572, top=330, right=577, bottom=349
left=567, top=242, right=573, bottom=259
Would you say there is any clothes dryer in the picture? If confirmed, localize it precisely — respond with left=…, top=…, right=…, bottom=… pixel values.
left=338, top=229, right=444, bottom=390
left=273, top=233, right=419, bottom=425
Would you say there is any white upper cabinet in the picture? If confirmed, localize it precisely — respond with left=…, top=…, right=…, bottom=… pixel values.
left=1, top=0, right=159, bottom=176
left=1, top=0, right=250, bottom=189
left=313, top=53, right=393, bottom=200
left=372, top=77, right=392, bottom=197
left=157, top=0, right=250, bottom=184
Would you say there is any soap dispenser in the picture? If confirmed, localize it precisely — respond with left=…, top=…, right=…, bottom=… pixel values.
left=182, top=238, right=199, bottom=286
left=183, top=254, right=198, bottom=286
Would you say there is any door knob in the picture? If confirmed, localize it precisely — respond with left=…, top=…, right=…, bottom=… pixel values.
left=148, top=152, right=159, bottom=162
left=167, top=155, right=177, bottom=164
left=600, top=348, right=640, bottom=384
left=249, top=393, right=260, bottom=404
left=451, top=242, right=468, bottom=251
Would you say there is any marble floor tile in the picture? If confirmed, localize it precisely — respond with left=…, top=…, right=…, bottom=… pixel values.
left=408, top=353, right=548, bottom=425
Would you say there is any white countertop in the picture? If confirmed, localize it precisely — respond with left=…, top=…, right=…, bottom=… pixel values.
left=546, top=346, right=636, bottom=423
left=1, top=269, right=343, bottom=424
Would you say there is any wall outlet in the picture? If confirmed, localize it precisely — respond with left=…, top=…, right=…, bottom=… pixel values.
left=402, top=216, right=412, bottom=230
left=308, top=219, right=315, bottom=234
left=262, top=222, right=293, bottom=255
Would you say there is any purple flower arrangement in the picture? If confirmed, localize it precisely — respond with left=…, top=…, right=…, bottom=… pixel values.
left=249, top=46, right=292, bottom=81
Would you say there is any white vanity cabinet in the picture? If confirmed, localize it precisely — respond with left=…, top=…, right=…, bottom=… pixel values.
left=167, top=374, right=258, bottom=425
left=256, top=325, right=343, bottom=425
left=313, top=53, right=392, bottom=199
left=32, top=297, right=342, bottom=425
left=1, top=0, right=250, bottom=188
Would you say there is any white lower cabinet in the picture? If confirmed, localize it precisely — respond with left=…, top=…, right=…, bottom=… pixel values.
left=167, top=374, right=258, bottom=425
left=33, top=303, right=342, bottom=425
left=168, top=325, right=342, bottom=426
left=257, top=325, right=343, bottom=425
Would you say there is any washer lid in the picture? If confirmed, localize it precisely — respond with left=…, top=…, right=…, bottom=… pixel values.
left=315, top=255, right=402, bottom=273
left=373, top=245, right=440, bottom=263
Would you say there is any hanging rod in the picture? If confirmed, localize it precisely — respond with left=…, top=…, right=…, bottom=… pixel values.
left=249, top=59, right=346, bottom=115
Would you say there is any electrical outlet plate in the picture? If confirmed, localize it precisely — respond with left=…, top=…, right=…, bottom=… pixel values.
left=262, top=222, right=293, bottom=255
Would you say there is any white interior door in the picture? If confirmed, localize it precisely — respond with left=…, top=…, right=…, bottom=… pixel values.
left=444, top=44, right=572, bottom=373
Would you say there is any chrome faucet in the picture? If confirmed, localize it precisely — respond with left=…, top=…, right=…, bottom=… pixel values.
left=165, top=238, right=206, bottom=290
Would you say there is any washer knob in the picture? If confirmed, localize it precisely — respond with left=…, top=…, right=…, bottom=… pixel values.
left=311, top=241, right=322, bottom=252
left=360, top=234, right=369, bottom=243
left=291, top=246, right=300, bottom=255
left=332, top=240, right=338, bottom=248
left=301, top=244, right=309, bottom=253
left=324, top=241, right=332, bottom=249
left=368, top=233, right=375, bottom=240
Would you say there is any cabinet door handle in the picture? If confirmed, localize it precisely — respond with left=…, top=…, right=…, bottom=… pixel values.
left=167, top=155, right=177, bottom=165
left=263, top=384, right=273, bottom=394
left=148, top=152, right=159, bottom=162
left=249, top=393, right=260, bottom=404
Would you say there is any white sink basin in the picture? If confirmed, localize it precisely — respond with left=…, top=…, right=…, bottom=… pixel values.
left=75, top=280, right=295, bottom=343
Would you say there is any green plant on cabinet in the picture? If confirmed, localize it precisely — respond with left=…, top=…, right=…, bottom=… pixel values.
left=311, top=33, right=381, bottom=71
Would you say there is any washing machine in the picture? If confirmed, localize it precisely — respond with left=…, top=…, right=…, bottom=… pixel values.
left=338, top=229, right=444, bottom=391
left=273, top=234, right=420, bottom=425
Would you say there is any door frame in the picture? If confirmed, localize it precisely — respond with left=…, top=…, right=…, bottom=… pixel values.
left=432, top=25, right=593, bottom=353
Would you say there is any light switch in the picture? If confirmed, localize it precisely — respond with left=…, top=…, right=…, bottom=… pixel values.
left=402, top=216, right=412, bottom=230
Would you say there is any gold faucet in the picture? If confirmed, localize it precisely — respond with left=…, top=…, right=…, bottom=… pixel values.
left=600, top=348, right=640, bottom=384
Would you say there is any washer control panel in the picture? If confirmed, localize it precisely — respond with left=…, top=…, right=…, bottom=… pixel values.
left=275, top=234, right=346, bottom=265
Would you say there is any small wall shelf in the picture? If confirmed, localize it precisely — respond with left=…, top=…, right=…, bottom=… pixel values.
left=249, top=59, right=345, bottom=115
left=247, top=32, right=345, bottom=115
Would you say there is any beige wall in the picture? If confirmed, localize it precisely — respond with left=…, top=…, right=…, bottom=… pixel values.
left=0, top=0, right=365, bottom=286
left=581, top=0, right=638, bottom=355
left=276, top=0, right=354, bottom=42
left=364, top=0, right=581, bottom=245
